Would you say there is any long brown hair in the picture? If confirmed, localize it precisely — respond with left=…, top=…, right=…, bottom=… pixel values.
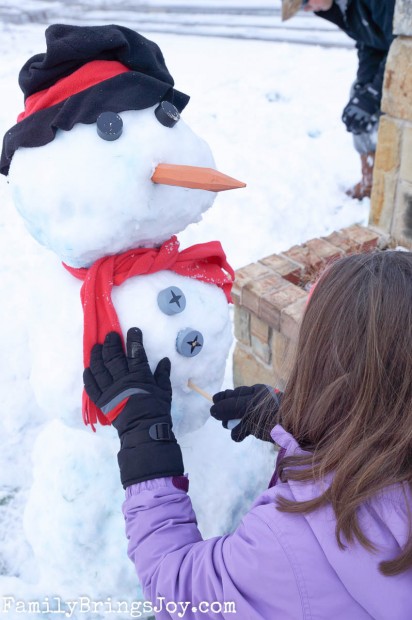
left=276, top=250, right=412, bottom=576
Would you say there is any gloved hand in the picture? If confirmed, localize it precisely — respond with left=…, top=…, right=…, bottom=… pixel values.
left=210, top=384, right=282, bottom=443
left=342, top=83, right=381, bottom=135
left=83, top=327, right=184, bottom=488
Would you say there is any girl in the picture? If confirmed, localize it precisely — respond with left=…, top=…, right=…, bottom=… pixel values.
left=84, top=250, right=412, bottom=619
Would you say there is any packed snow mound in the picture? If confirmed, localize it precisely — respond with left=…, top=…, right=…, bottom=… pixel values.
left=24, top=419, right=133, bottom=595
left=9, top=107, right=216, bottom=267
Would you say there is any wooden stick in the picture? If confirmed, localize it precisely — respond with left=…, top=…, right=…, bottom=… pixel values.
left=187, top=379, right=213, bottom=402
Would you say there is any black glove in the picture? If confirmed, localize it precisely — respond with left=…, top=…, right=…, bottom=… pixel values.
left=210, top=384, right=282, bottom=443
left=342, top=83, right=381, bottom=135
left=83, top=327, right=184, bottom=488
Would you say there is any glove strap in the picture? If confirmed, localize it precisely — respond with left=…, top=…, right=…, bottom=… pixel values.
left=149, top=422, right=173, bottom=441
left=121, top=422, right=176, bottom=447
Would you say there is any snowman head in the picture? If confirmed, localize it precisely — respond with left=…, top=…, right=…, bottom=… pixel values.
left=1, top=25, right=244, bottom=267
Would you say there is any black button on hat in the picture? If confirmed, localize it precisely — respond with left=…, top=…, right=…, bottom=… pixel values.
left=155, top=101, right=180, bottom=128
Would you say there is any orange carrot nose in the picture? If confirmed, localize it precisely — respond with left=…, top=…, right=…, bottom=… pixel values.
left=151, top=163, right=246, bottom=192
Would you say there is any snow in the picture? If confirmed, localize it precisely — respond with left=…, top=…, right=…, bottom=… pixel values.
left=0, top=0, right=353, bottom=50
left=0, top=17, right=368, bottom=620
left=9, top=107, right=217, bottom=266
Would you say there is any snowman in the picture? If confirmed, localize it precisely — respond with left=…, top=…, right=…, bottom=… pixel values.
left=0, top=24, right=269, bottom=608
left=1, top=23, right=247, bottom=436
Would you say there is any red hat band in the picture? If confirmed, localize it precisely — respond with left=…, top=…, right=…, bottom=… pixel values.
left=17, top=60, right=131, bottom=122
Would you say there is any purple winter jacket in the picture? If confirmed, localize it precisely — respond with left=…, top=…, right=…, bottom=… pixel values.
left=122, top=424, right=412, bottom=619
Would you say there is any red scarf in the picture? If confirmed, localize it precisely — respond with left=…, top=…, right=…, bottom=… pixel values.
left=63, top=236, right=234, bottom=430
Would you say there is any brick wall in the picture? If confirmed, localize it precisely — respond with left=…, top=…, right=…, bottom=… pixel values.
left=233, top=225, right=387, bottom=388
left=370, top=0, right=412, bottom=244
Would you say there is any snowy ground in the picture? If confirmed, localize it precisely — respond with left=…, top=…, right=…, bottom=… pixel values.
left=0, top=0, right=352, bottom=47
left=0, top=16, right=369, bottom=620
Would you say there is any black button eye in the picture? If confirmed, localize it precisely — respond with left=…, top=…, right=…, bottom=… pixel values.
left=96, top=112, right=123, bottom=141
left=157, top=286, right=186, bottom=315
left=155, top=101, right=180, bottom=128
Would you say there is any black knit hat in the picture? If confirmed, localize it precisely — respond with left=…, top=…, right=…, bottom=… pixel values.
left=0, top=24, right=190, bottom=176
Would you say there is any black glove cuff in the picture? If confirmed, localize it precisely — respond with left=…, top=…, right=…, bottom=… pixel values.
left=118, top=441, right=184, bottom=488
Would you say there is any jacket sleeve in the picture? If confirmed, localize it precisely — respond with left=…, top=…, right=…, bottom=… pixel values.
left=122, top=477, right=299, bottom=619
left=355, top=43, right=388, bottom=97
left=314, top=5, right=346, bottom=30
left=354, top=0, right=396, bottom=96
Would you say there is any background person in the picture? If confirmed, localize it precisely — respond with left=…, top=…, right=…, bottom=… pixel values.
left=84, top=250, right=412, bottom=619
left=283, top=0, right=396, bottom=199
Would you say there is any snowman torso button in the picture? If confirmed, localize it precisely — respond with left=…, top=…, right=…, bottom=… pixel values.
left=96, top=112, right=123, bottom=141
left=176, top=329, right=204, bottom=357
left=157, top=286, right=186, bottom=315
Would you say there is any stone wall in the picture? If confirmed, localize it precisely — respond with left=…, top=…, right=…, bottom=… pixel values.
left=393, top=0, right=412, bottom=34
left=232, top=225, right=387, bottom=388
left=370, top=0, right=412, bottom=244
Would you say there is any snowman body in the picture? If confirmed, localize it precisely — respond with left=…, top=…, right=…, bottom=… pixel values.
left=4, top=96, right=239, bottom=599
left=1, top=25, right=248, bottom=604
left=8, top=104, right=233, bottom=435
